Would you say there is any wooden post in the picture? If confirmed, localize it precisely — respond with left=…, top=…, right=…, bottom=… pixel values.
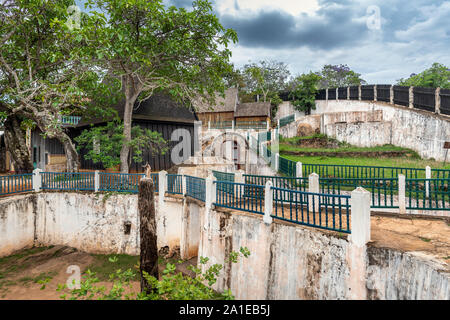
left=138, top=177, right=159, bottom=293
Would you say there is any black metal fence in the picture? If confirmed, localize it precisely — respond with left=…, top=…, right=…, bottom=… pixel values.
left=440, top=88, right=450, bottom=116
left=316, top=89, right=326, bottom=100
left=338, top=87, right=347, bottom=100
left=328, top=88, right=336, bottom=100
left=349, top=86, right=359, bottom=100
left=361, top=85, right=374, bottom=101
left=413, top=87, right=435, bottom=112
left=377, top=84, right=391, bottom=102
left=393, top=85, right=409, bottom=107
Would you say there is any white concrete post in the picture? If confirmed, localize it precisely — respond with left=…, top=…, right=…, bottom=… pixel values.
left=435, top=87, right=441, bottom=114
left=205, top=175, right=216, bottom=210
left=296, top=162, right=303, bottom=178
left=182, top=175, right=187, bottom=196
left=336, top=87, right=339, bottom=101
left=398, top=174, right=406, bottom=214
left=277, top=118, right=280, bottom=128
left=325, top=88, right=328, bottom=101
left=94, top=170, right=99, bottom=192
left=235, top=170, right=244, bottom=184
left=308, top=173, right=320, bottom=213
left=264, top=180, right=273, bottom=225
left=232, top=120, right=235, bottom=131
left=32, top=168, right=42, bottom=192
left=425, top=166, right=431, bottom=198
left=390, top=85, right=394, bottom=104
left=350, top=187, right=371, bottom=247
left=158, top=170, right=167, bottom=207
left=374, top=85, right=377, bottom=101
left=347, top=86, right=350, bottom=100
left=208, top=121, right=211, bottom=130
left=358, top=85, right=362, bottom=101
left=409, top=86, right=414, bottom=108
left=275, top=153, right=279, bottom=172
left=266, top=120, right=270, bottom=131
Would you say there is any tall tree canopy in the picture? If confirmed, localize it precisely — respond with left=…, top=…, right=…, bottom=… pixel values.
left=316, top=64, right=366, bottom=89
left=77, top=0, right=237, bottom=173
left=289, top=72, right=321, bottom=115
left=397, top=63, right=450, bottom=89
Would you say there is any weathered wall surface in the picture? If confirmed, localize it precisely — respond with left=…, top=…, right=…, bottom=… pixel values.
left=366, top=247, right=449, bottom=300
left=314, top=100, right=450, bottom=161
left=0, top=194, right=36, bottom=257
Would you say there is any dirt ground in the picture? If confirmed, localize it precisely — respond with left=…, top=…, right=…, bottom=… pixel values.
left=0, top=245, right=196, bottom=300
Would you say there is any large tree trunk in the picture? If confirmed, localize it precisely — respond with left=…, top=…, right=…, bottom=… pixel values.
left=60, top=132, right=80, bottom=172
left=120, top=75, right=142, bottom=173
left=3, top=114, right=33, bottom=173
left=138, top=177, right=158, bottom=294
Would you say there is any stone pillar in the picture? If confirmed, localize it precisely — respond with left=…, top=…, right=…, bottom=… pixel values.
left=296, top=162, right=302, bottom=178
left=358, top=85, right=362, bottom=101
left=350, top=187, right=371, bottom=247
left=425, top=166, right=431, bottom=198
left=336, top=87, right=339, bottom=101
left=308, top=173, right=320, bottom=213
left=232, top=120, right=235, bottom=131
left=409, top=86, right=414, bottom=108
left=325, top=88, right=328, bottom=101
left=32, top=168, right=42, bottom=192
left=398, top=174, right=406, bottom=214
left=208, top=121, right=211, bottom=130
left=158, top=170, right=167, bottom=208
left=435, top=87, right=441, bottom=114
left=94, top=170, right=99, bottom=192
left=235, top=170, right=244, bottom=184
left=374, top=85, right=377, bottom=101
left=347, top=86, right=350, bottom=100
left=182, top=175, right=187, bottom=196
left=264, top=180, right=273, bottom=225
left=390, top=85, right=394, bottom=104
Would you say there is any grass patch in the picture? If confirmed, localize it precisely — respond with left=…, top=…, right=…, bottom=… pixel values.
left=85, top=254, right=140, bottom=281
left=0, top=246, right=54, bottom=267
left=419, top=237, right=432, bottom=242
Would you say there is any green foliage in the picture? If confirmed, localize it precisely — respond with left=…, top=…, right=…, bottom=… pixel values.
left=289, top=72, right=321, bottom=114
left=316, top=64, right=366, bottom=89
left=74, top=120, right=168, bottom=169
left=58, top=247, right=250, bottom=300
left=397, top=63, right=450, bottom=89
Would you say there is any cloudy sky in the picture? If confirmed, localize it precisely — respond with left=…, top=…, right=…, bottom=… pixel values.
left=78, top=0, right=450, bottom=84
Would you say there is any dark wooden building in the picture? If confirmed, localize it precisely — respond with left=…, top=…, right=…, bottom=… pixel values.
left=31, top=93, right=198, bottom=173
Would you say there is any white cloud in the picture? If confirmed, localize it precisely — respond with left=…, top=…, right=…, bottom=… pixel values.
left=217, top=0, right=319, bottom=17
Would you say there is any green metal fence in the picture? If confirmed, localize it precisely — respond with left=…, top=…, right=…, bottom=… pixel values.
left=214, top=181, right=265, bottom=215
left=185, top=175, right=206, bottom=201
left=167, top=174, right=183, bottom=195
left=279, top=114, right=295, bottom=127
left=272, top=187, right=351, bottom=233
left=42, top=172, right=96, bottom=191
left=405, top=178, right=450, bottom=211
left=99, top=173, right=144, bottom=193
left=235, top=121, right=267, bottom=130
left=210, top=121, right=233, bottom=129
left=279, top=157, right=297, bottom=176
left=0, top=174, right=33, bottom=196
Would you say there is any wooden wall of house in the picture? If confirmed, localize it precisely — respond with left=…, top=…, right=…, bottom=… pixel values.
left=235, top=116, right=269, bottom=123
left=73, top=119, right=195, bottom=173
left=197, top=112, right=234, bottom=125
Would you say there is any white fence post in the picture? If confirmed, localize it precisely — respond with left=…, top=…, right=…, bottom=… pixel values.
left=264, top=180, right=273, bottom=225
left=350, top=187, right=371, bottom=247
left=208, top=121, right=211, bottom=130
left=205, top=175, right=215, bottom=210
left=374, top=85, right=377, bottom=101
left=235, top=170, right=244, bottom=184
left=347, top=87, right=350, bottom=100
left=425, top=166, right=431, bottom=198
left=398, top=174, right=406, bottom=214
left=277, top=118, right=280, bottom=128
left=158, top=170, right=167, bottom=207
left=232, top=120, right=235, bottom=131
left=325, top=88, right=328, bottom=101
left=409, top=86, right=414, bottom=108
left=308, top=173, right=320, bottom=212
left=336, top=87, right=339, bottom=101
left=358, top=85, right=362, bottom=101
left=435, top=87, right=441, bottom=114
left=94, top=170, right=99, bottom=192
left=296, top=162, right=303, bottom=178
left=275, top=153, right=279, bottom=172
left=390, top=85, right=394, bottom=104
left=182, top=175, right=187, bottom=196
left=32, top=168, right=42, bottom=192
left=266, top=120, right=270, bottom=131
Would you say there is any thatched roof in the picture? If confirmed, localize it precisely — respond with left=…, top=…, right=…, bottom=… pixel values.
left=193, top=88, right=238, bottom=113
left=234, top=102, right=271, bottom=118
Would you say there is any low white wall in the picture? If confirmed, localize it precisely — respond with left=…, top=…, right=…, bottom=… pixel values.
left=0, top=194, right=36, bottom=257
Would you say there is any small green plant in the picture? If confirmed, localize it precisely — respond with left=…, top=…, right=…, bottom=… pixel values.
left=57, top=248, right=250, bottom=300
left=419, top=237, right=431, bottom=243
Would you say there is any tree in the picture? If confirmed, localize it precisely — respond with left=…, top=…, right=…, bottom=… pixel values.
left=289, top=72, right=321, bottom=115
left=74, top=120, right=168, bottom=170
left=241, top=60, right=290, bottom=103
left=317, top=64, right=366, bottom=89
left=77, top=0, right=237, bottom=173
left=397, top=63, right=450, bottom=89
left=0, top=0, right=102, bottom=172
